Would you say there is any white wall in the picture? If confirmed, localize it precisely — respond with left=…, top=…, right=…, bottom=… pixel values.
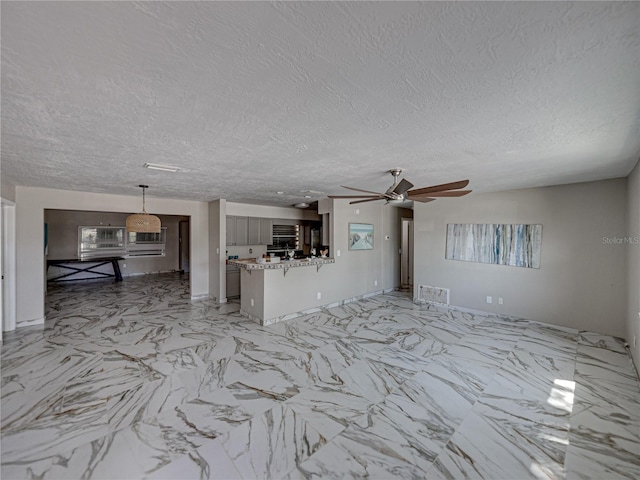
left=329, top=200, right=384, bottom=299
left=44, top=210, right=188, bottom=277
left=1, top=181, right=16, bottom=203
left=226, top=202, right=320, bottom=221
left=626, top=161, right=640, bottom=366
left=15, top=186, right=209, bottom=326
left=413, top=178, right=628, bottom=337
left=314, top=199, right=399, bottom=304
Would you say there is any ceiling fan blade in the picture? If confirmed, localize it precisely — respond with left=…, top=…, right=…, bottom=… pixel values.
left=407, top=179, right=470, bottom=196
left=407, top=195, right=436, bottom=203
left=328, top=195, right=383, bottom=200
left=341, top=185, right=386, bottom=195
left=426, top=190, right=472, bottom=197
left=349, top=197, right=385, bottom=205
left=391, top=178, right=414, bottom=195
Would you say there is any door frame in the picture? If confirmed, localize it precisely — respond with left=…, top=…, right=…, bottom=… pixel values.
left=178, top=220, right=190, bottom=274
left=400, top=217, right=414, bottom=287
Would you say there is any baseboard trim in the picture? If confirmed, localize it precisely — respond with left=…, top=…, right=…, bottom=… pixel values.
left=190, top=293, right=210, bottom=301
left=242, top=289, right=389, bottom=326
left=16, top=317, right=45, bottom=328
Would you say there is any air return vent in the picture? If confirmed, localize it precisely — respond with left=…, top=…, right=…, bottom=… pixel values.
left=418, top=285, right=450, bottom=305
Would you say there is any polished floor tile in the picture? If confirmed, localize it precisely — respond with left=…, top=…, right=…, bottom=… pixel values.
left=2, top=273, right=639, bottom=479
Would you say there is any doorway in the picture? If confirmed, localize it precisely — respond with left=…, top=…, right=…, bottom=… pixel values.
left=401, top=218, right=414, bottom=288
left=179, top=220, right=190, bottom=274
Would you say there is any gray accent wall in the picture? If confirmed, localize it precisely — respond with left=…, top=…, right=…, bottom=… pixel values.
left=413, top=178, right=628, bottom=338
left=626, top=160, right=640, bottom=367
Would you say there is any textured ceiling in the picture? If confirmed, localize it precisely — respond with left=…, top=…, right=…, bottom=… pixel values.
left=1, top=1, right=639, bottom=207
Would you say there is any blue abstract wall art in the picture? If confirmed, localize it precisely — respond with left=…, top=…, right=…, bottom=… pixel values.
left=445, top=224, right=542, bottom=268
left=349, top=223, right=374, bottom=250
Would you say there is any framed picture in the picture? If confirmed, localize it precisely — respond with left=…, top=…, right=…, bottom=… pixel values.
left=445, top=223, right=542, bottom=268
left=349, top=223, right=374, bottom=250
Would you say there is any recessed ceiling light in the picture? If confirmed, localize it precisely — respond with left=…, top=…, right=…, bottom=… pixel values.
left=143, top=163, right=180, bottom=172
left=294, top=202, right=309, bottom=208
left=276, top=191, right=285, bottom=195
left=304, top=195, right=312, bottom=198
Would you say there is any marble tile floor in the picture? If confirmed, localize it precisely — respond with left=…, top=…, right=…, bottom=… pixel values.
left=1, top=272, right=639, bottom=479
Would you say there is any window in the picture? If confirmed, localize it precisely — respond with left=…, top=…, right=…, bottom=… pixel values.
left=126, top=228, right=167, bottom=257
left=78, top=226, right=166, bottom=259
left=78, top=226, right=126, bottom=259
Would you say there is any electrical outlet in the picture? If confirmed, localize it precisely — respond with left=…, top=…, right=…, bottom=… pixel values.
left=250, top=298, right=254, bottom=307
left=374, top=280, right=378, bottom=287
left=317, top=292, right=322, bottom=300
left=486, top=296, right=493, bottom=304
left=498, top=297, right=503, bottom=305
left=123, top=263, right=126, bottom=268
left=337, top=250, right=341, bottom=257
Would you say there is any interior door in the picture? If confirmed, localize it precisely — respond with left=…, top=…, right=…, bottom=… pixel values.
left=179, top=220, right=190, bottom=274
left=401, top=218, right=414, bottom=287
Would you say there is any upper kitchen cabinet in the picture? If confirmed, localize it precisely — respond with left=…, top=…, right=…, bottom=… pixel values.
left=227, top=216, right=272, bottom=245
left=248, top=217, right=261, bottom=245
left=248, top=217, right=273, bottom=245
left=226, top=216, right=248, bottom=245
left=260, top=218, right=273, bottom=245
left=226, top=216, right=236, bottom=245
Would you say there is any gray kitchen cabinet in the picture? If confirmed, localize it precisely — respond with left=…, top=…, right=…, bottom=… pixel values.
left=235, top=216, right=248, bottom=245
left=248, top=217, right=261, bottom=245
left=260, top=218, right=273, bottom=245
left=226, top=216, right=236, bottom=245
left=226, top=268, right=240, bottom=297
left=227, top=216, right=272, bottom=246
left=226, top=216, right=248, bottom=245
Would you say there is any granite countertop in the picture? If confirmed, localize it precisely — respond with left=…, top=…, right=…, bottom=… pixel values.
left=228, top=257, right=335, bottom=270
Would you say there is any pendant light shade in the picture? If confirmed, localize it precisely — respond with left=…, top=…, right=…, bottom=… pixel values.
left=126, top=185, right=161, bottom=233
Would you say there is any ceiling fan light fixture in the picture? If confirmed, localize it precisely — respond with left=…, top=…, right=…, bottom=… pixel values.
left=143, top=162, right=180, bottom=172
left=126, top=185, right=162, bottom=233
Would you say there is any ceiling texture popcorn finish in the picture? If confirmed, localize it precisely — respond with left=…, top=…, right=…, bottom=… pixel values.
left=1, top=2, right=639, bottom=206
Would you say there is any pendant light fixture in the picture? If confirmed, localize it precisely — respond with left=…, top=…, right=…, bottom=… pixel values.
left=126, top=185, right=161, bottom=233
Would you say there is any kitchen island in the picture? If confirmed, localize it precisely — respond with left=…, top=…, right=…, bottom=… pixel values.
left=228, top=257, right=335, bottom=325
